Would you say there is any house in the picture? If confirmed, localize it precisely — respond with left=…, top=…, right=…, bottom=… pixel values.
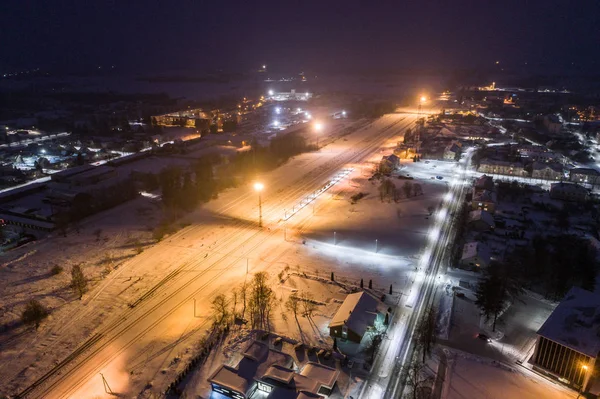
left=478, top=159, right=528, bottom=177
left=443, top=141, right=462, bottom=161
left=208, top=340, right=339, bottom=399
left=474, top=175, right=494, bottom=191
left=569, top=168, right=600, bottom=186
left=460, top=242, right=491, bottom=269
left=379, top=154, right=400, bottom=174
left=533, top=287, right=600, bottom=395
left=471, top=190, right=497, bottom=213
left=329, top=291, right=383, bottom=344
left=467, top=210, right=495, bottom=231
left=531, top=162, right=563, bottom=180
left=550, top=182, right=588, bottom=202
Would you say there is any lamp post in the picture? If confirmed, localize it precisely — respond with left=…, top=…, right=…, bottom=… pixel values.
left=416, top=96, right=427, bottom=159
left=254, top=182, right=264, bottom=227
left=314, top=122, right=323, bottom=147
left=577, top=364, right=590, bottom=399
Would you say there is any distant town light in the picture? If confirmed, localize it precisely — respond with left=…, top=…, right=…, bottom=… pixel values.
left=268, top=90, right=274, bottom=96
left=262, top=64, right=266, bottom=69
left=342, top=110, right=347, bottom=116
left=273, top=120, right=280, bottom=127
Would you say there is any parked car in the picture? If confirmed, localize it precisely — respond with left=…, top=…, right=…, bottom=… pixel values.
left=436, top=175, right=443, bottom=180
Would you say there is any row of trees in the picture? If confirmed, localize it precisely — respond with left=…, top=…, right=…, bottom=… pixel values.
left=211, top=272, right=278, bottom=330
left=378, top=179, right=423, bottom=202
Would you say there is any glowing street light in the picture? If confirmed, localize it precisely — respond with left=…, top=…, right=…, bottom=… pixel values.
left=268, top=89, right=274, bottom=96
left=420, top=95, right=427, bottom=103
left=578, top=364, right=591, bottom=398
left=254, top=182, right=264, bottom=227
left=275, top=107, right=281, bottom=114
left=314, top=122, right=324, bottom=146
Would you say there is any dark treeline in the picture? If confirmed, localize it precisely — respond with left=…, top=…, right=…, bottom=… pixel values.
left=159, top=132, right=316, bottom=211
left=221, top=131, right=316, bottom=178
left=159, top=158, right=217, bottom=211
left=508, top=234, right=597, bottom=299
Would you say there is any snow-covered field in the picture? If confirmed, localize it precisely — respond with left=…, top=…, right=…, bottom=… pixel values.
left=0, top=113, right=450, bottom=398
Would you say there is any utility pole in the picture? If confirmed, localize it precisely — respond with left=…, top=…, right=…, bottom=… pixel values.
left=334, top=231, right=337, bottom=245
left=258, top=190, right=262, bottom=227
left=100, top=373, right=113, bottom=394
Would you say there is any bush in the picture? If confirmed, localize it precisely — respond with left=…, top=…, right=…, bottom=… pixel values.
left=350, top=192, right=366, bottom=204
left=22, top=299, right=49, bottom=329
left=50, top=265, right=63, bottom=275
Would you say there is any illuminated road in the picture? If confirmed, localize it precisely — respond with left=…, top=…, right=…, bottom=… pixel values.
left=14, top=114, right=418, bottom=398
left=359, top=148, right=474, bottom=399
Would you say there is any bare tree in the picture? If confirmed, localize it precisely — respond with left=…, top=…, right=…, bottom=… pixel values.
left=379, top=179, right=396, bottom=202
left=285, top=295, right=300, bottom=319
left=71, top=264, right=87, bottom=299
left=402, top=181, right=413, bottom=198
left=416, top=306, right=437, bottom=362
left=403, top=354, right=434, bottom=399
left=239, top=282, right=248, bottom=320
left=248, top=272, right=275, bottom=329
left=231, top=290, right=238, bottom=319
left=412, top=183, right=423, bottom=197
left=211, top=294, right=229, bottom=327
left=22, top=299, right=49, bottom=330
left=300, top=291, right=317, bottom=319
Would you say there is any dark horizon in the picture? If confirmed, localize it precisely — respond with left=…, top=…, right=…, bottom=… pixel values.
left=2, top=0, right=599, bottom=76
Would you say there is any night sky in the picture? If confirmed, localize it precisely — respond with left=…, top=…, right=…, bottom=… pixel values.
left=2, top=0, right=599, bottom=74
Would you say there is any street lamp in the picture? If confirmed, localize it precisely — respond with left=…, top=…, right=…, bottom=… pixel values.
left=577, top=364, right=591, bottom=399
left=254, top=182, right=264, bottom=227
left=314, top=122, right=324, bottom=146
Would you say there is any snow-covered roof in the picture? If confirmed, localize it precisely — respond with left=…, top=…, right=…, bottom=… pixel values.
left=381, top=154, right=399, bottom=164
left=532, top=161, right=562, bottom=172
left=474, top=175, right=494, bottom=190
left=468, top=210, right=495, bottom=227
left=330, top=291, right=379, bottom=336
left=263, top=365, right=295, bottom=384
left=208, top=341, right=292, bottom=395
left=472, top=189, right=497, bottom=203
left=209, top=342, right=339, bottom=398
left=570, top=168, right=600, bottom=176
left=461, top=242, right=491, bottom=264
left=537, top=287, right=600, bottom=358
left=299, top=362, right=339, bottom=389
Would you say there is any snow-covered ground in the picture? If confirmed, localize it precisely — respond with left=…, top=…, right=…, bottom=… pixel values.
left=0, top=113, right=443, bottom=398
left=442, top=349, right=576, bottom=399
